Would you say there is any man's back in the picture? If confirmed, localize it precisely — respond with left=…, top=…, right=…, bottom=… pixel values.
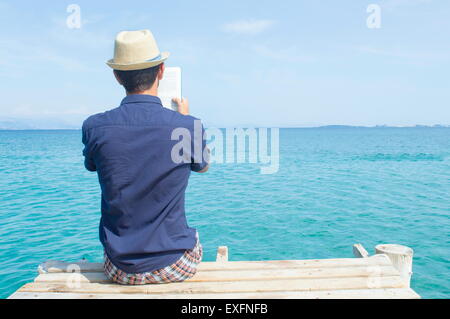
left=82, top=94, right=208, bottom=273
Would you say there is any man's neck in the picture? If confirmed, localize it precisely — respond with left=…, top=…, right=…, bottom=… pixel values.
left=126, top=81, right=158, bottom=96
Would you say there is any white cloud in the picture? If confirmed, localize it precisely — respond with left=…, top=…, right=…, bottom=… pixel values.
left=252, top=44, right=315, bottom=63
left=221, top=19, right=275, bottom=35
left=49, top=16, right=111, bottom=49
left=380, top=0, right=432, bottom=12
left=354, top=44, right=448, bottom=65
left=0, top=38, right=88, bottom=73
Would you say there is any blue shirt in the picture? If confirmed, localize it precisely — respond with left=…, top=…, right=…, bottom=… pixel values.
left=82, top=94, right=208, bottom=273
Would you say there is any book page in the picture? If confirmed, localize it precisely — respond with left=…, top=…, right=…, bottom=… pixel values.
left=158, top=67, right=181, bottom=111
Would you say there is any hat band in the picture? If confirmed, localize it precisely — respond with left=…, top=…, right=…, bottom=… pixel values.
left=145, top=54, right=161, bottom=62
left=113, top=53, right=162, bottom=65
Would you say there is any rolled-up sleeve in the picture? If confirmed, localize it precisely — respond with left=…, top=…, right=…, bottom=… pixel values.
left=82, top=124, right=97, bottom=172
left=190, top=120, right=209, bottom=172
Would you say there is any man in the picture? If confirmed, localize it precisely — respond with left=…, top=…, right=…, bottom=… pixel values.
left=82, top=29, right=209, bottom=285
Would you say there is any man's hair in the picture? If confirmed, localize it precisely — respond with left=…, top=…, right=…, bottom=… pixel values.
left=114, top=64, right=161, bottom=93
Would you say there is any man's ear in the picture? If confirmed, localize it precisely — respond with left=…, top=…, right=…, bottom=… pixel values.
left=158, top=63, right=165, bottom=80
left=113, top=70, right=123, bottom=85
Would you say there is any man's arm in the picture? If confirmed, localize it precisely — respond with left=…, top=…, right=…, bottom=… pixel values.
left=82, top=124, right=97, bottom=172
left=172, top=97, right=189, bottom=115
left=172, top=97, right=209, bottom=173
left=195, top=145, right=210, bottom=173
left=84, top=154, right=97, bottom=172
left=197, top=164, right=209, bottom=173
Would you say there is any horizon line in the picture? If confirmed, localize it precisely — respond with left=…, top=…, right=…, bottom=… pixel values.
left=1, top=124, right=450, bottom=131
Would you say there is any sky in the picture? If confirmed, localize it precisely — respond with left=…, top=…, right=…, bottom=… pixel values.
left=0, top=0, right=449, bottom=128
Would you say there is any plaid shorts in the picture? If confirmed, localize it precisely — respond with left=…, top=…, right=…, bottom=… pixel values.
left=103, top=233, right=202, bottom=285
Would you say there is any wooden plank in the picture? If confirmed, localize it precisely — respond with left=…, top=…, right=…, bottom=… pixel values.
left=38, top=260, right=103, bottom=274
left=38, top=254, right=392, bottom=273
left=19, top=276, right=406, bottom=294
left=353, top=244, right=369, bottom=258
left=9, top=288, right=420, bottom=299
left=34, top=265, right=400, bottom=284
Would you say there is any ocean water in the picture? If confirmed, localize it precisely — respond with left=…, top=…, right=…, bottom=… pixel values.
left=0, top=128, right=449, bottom=298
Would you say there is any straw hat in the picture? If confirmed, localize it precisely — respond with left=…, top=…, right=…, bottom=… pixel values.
left=106, top=29, right=169, bottom=71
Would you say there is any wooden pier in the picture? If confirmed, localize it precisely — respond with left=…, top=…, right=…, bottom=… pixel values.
left=8, top=244, right=420, bottom=299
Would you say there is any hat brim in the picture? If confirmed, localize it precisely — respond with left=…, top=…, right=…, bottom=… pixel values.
left=106, top=51, right=170, bottom=71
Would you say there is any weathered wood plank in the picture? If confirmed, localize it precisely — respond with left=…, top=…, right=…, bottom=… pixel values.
left=38, top=254, right=392, bottom=273
left=34, top=265, right=400, bottom=284
left=38, top=261, right=103, bottom=274
left=8, top=288, right=420, bottom=299
left=19, top=276, right=406, bottom=294
left=13, top=252, right=421, bottom=299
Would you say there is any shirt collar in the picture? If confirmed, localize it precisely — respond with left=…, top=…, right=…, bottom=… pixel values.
left=120, top=94, right=163, bottom=106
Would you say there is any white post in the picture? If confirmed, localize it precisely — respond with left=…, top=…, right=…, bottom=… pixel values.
left=216, top=246, right=228, bottom=262
left=375, top=244, right=414, bottom=287
left=353, top=243, right=369, bottom=258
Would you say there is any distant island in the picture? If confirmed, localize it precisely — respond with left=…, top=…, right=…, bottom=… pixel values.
left=0, top=118, right=449, bottom=130
left=0, top=118, right=81, bottom=130
left=316, top=124, right=450, bottom=129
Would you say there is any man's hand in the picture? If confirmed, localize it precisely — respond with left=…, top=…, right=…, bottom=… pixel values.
left=172, top=97, right=189, bottom=115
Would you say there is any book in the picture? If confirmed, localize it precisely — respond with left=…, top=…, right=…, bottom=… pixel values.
left=158, top=67, right=182, bottom=111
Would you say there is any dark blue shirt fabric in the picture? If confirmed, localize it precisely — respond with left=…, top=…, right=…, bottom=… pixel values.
left=82, top=94, right=208, bottom=274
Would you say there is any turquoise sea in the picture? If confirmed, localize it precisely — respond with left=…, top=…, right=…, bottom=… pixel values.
left=0, top=128, right=449, bottom=298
